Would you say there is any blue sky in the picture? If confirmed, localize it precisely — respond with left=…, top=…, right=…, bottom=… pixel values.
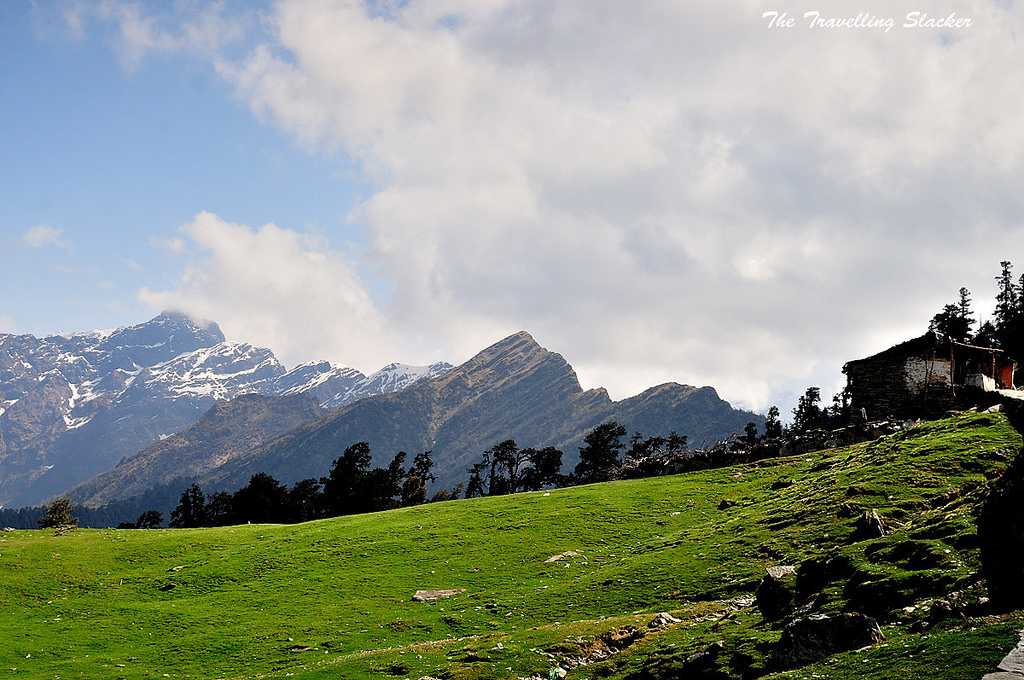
left=0, top=2, right=365, bottom=336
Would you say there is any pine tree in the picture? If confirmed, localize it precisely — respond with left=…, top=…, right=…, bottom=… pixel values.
left=574, top=421, right=627, bottom=483
left=764, top=406, right=783, bottom=439
left=995, top=261, right=1018, bottom=330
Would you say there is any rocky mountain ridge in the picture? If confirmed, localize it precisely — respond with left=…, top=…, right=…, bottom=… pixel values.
left=0, top=312, right=451, bottom=507
left=172, top=331, right=764, bottom=496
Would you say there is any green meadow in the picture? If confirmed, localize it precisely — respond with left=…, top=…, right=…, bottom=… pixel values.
left=2, top=412, right=1021, bottom=679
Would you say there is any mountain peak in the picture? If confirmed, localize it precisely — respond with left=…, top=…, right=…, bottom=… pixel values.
left=440, top=330, right=572, bottom=395
left=150, top=310, right=225, bottom=342
left=476, top=330, right=543, bottom=357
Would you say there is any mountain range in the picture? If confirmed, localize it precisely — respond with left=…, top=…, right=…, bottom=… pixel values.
left=70, top=330, right=763, bottom=508
left=0, top=312, right=451, bottom=507
left=1, top=312, right=762, bottom=511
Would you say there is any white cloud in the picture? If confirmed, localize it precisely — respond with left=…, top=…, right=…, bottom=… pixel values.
left=22, top=225, right=68, bottom=249
left=202, top=0, right=1024, bottom=411
left=89, top=0, right=1024, bottom=412
left=138, top=211, right=396, bottom=371
left=60, top=0, right=246, bottom=70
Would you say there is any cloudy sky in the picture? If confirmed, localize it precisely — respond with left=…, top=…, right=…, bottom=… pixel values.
left=2, top=0, right=1022, bottom=414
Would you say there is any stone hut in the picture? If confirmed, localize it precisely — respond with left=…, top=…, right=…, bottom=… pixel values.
left=843, top=332, right=1015, bottom=419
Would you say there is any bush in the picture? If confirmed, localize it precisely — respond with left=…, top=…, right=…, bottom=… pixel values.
left=38, top=497, right=77, bottom=529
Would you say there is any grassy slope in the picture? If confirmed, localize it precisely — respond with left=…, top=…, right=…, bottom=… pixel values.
left=0, top=412, right=1021, bottom=679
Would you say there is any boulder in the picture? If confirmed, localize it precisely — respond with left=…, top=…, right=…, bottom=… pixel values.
left=718, top=499, right=737, bottom=510
left=679, top=640, right=725, bottom=674
left=771, top=612, right=884, bottom=669
left=648, top=612, right=682, bottom=628
left=771, top=479, right=794, bottom=490
left=756, top=565, right=797, bottom=620
left=979, top=449, right=1024, bottom=608
left=544, top=551, right=581, bottom=563
left=854, top=509, right=888, bottom=539
left=997, top=629, right=1024, bottom=674
left=412, top=588, right=465, bottom=602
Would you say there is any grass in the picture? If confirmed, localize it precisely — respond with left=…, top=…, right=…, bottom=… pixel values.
left=0, top=412, right=1020, bottom=679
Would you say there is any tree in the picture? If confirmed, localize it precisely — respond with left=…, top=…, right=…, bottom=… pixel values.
left=627, top=435, right=667, bottom=463
left=791, top=387, right=822, bottom=434
left=666, top=431, right=688, bottom=455
left=574, top=421, right=627, bottom=483
left=170, top=484, right=207, bottom=528
left=764, top=406, right=783, bottom=439
left=520, top=446, right=564, bottom=490
left=928, top=288, right=974, bottom=343
left=287, top=479, right=324, bottom=522
left=488, top=439, right=529, bottom=494
left=975, top=320, right=1000, bottom=348
left=134, top=510, right=163, bottom=529
left=205, top=491, right=235, bottom=526
left=322, top=442, right=373, bottom=515
left=995, top=261, right=1018, bottom=328
left=957, top=287, right=973, bottom=324
left=38, top=497, right=77, bottom=528
left=465, top=456, right=490, bottom=498
left=994, top=261, right=1022, bottom=360
left=232, top=473, right=289, bottom=524
left=743, top=422, right=758, bottom=444
left=401, top=451, right=435, bottom=507
left=359, top=451, right=407, bottom=512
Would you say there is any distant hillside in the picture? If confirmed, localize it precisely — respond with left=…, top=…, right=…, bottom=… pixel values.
left=1, top=413, right=1019, bottom=679
left=198, top=331, right=763, bottom=492
left=70, top=394, right=325, bottom=508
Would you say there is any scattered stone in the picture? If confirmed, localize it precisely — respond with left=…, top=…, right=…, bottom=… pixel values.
left=167, top=565, right=185, bottom=572
left=854, top=509, right=888, bottom=539
left=1, top=527, right=15, bottom=532
left=286, top=645, right=313, bottom=653
left=558, top=626, right=646, bottom=668
left=718, top=499, right=737, bottom=510
left=756, top=565, right=797, bottom=620
left=159, top=582, right=176, bottom=591
left=986, top=404, right=1005, bottom=413
left=997, top=629, right=1024, bottom=674
left=648, top=612, right=682, bottom=628
left=771, top=612, right=884, bottom=669
left=544, top=551, right=581, bottom=563
left=771, top=478, right=794, bottom=490
left=411, top=588, right=465, bottom=602
left=550, top=667, right=567, bottom=679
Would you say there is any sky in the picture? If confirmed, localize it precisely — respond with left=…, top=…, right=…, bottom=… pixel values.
left=2, top=0, right=1023, bottom=415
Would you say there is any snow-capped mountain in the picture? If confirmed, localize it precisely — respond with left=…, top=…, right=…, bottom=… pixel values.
left=0, top=312, right=451, bottom=507
left=272, top=361, right=365, bottom=405
left=322, top=362, right=455, bottom=409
